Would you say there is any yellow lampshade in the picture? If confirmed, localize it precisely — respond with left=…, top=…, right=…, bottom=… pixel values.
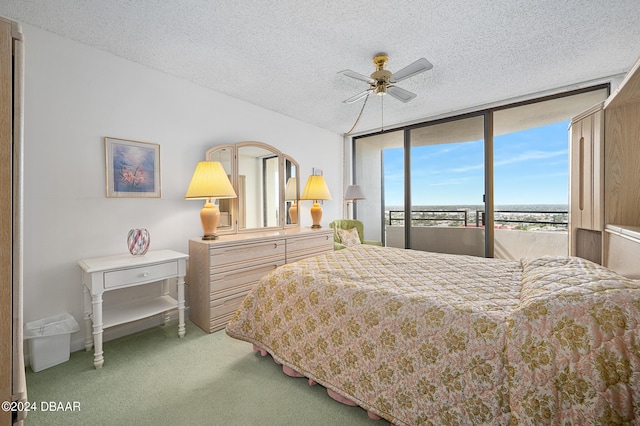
left=285, top=177, right=298, bottom=224
left=300, top=175, right=331, bottom=228
left=185, top=161, right=237, bottom=240
left=285, top=177, right=297, bottom=201
left=300, top=175, right=332, bottom=201
left=185, top=161, right=237, bottom=200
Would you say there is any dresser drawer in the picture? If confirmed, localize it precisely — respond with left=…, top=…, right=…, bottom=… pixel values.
left=210, top=239, right=286, bottom=272
left=210, top=260, right=284, bottom=300
left=209, top=292, right=250, bottom=332
left=104, top=261, right=178, bottom=289
left=286, top=233, right=333, bottom=262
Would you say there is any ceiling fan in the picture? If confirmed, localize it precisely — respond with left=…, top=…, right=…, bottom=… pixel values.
left=340, top=53, right=433, bottom=104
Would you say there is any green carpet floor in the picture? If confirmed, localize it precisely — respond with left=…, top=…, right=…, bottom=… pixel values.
left=24, top=320, right=384, bottom=425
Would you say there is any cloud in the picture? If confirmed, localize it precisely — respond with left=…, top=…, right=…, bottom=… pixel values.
left=450, top=150, right=567, bottom=173
left=496, top=150, right=567, bottom=166
left=429, top=177, right=471, bottom=186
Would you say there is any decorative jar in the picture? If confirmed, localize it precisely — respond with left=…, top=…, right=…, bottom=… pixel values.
left=127, top=228, right=150, bottom=255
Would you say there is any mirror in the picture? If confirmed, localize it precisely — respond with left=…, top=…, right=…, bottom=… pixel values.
left=205, top=141, right=299, bottom=234
left=237, top=143, right=280, bottom=229
left=206, top=145, right=234, bottom=230
left=284, top=156, right=298, bottom=225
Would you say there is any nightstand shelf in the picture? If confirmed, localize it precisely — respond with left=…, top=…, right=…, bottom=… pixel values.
left=101, top=295, right=179, bottom=329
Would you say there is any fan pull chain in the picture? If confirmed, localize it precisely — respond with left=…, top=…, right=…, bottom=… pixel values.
left=344, top=93, right=371, bottom=135
left=381, top=95, right=384, bottom=132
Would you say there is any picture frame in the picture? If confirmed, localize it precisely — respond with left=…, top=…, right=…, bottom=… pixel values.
left=105, top=137, right=161, bottom=198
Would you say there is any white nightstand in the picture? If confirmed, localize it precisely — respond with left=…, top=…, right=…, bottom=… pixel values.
left=78, top=250, right=189, bottom=368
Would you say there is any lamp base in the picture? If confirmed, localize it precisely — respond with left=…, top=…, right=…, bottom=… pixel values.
left=200, top=201, right=221, bottom=241
left=288, top=203, right=298, bottom=224
left=310, top=202, right=323, bottom=228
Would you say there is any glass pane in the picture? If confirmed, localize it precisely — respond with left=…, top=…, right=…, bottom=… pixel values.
left=409, top=115, right=485, bottom=256
left=237, top=145, right=280, bottom=229
left=263, top=156, right=279, bottom=227
left=493, top=89, right=608, bottom=259
left=381, top=137, right=405, bottom=248
left=354, top=130, right=404, bottom=247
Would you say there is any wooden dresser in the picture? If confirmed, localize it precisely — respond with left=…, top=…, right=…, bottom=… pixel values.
left=188, top=227, right=333, bottom=333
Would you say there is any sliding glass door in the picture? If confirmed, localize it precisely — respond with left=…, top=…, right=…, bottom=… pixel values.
left=407, top=115, right=485, bottom=255
left=353, top=85, right=608, bottom=258
left=355, top=115, right=485, bottom=256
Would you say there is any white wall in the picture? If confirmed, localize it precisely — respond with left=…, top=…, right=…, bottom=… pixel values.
left=21, top=24, right=342, bottom=351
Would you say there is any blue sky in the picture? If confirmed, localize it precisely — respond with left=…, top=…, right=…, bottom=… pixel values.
left=384, top=121, right=570, bottom=206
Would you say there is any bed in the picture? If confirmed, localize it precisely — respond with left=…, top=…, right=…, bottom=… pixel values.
left=225, top=244, right=640, bottom=425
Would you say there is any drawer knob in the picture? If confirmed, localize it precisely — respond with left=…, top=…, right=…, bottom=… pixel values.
left=142, top=271, right=150, bottom=277
left=274, top=243, right=278, bottom=248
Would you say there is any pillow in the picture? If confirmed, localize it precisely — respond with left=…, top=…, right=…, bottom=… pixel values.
left=519, top=256, right=637, bottom=304
left=337, top=227, right=361, bottom=247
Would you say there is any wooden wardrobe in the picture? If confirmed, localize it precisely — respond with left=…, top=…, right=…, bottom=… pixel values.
left=569, top=56, right=640, bottom=273
left=0, top=17, right=26, bottom=425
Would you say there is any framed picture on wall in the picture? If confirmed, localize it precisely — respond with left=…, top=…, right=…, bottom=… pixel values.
left=105, top=137, right=161, bottom=198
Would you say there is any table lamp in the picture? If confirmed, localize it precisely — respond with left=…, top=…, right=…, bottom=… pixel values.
left=285, top=177, right=298, bottom=224
left=185, top=161, right=237, bottom=240
left=344, top=184, right=365, bottom=218
left=300, top=174, right=332, bottom=228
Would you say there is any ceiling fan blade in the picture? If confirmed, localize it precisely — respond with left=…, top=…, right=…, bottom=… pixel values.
left=390, top=58, right=433, bottom=83
left=387, top=85, right=418, bottom=103
left=343, top=88, right=374, bottom=103
left=339, top=69, right=375, bottom=84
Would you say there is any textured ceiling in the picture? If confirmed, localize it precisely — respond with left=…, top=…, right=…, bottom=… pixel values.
left=1, top=0, right=640, bottom=135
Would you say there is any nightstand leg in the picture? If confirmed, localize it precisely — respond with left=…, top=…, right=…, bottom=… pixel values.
left=83, top=286, right=93, bottom=351
left=177, top=275, right=186, bottom=338
left=91, top=293, right=104, bottom=369
left=162, top=279, right=170, bottom=325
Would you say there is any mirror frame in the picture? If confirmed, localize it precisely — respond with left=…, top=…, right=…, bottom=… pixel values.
left=205, top=141, right=300, bottom=235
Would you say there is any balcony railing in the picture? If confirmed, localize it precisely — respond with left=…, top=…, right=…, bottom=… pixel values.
left=388, top=210, right=470, bottom=227
left=386, top=209, right=568, bottom=230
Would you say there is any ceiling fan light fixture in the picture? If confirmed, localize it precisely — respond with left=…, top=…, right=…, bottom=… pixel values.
left=340, top=53, right=433, bottom=133
left=373, top=53, right=389, bottom=70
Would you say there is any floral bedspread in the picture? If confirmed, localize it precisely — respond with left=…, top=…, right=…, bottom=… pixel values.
left=225, top=245, right=640, bottom=425
left=507, top=256, right=640, bottom=425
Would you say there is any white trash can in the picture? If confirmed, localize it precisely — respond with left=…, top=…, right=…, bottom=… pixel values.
left=24, top=313, right=80, bottom=372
